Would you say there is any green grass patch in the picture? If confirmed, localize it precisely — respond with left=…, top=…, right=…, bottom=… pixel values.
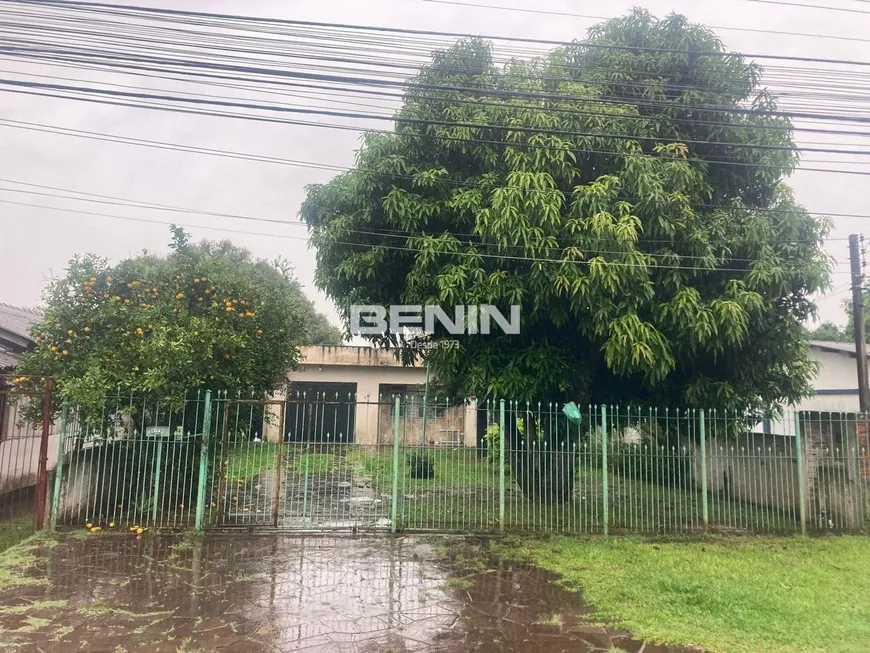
left=533, top=613, right=563, bottom=628
left=292, top=453, right=334, bottom=474
left=0, top=539, right=47, bottom=591
left=442, top=577, right=474, bottom=591
left=0, top=514, right=35, bottom=554
left=342, top=447, right=799, bottom=534
left=225, top=443, right=278, bottom=481
left=227, top=445, right=337, bottom=479
left=508, top=536, right=870, bottom=653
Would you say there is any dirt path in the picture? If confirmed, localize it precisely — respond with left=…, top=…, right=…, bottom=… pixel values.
left=0, top=533, right=693, bottom=652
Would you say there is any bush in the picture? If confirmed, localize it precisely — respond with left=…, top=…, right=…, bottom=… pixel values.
left=407, top=452, right=434, bottom=479
left=483, top=423, right=501, bottom=464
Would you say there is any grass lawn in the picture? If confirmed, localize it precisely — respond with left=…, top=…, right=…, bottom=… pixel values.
left=225, top=442, right=278, bottom=481
left=226, top=444, right=338, bottom=481
left=291, top=453, right=334, bottom=474
left=0, top=514, right=35, bottom=554
left=343, top=447, right=797, bottom=534
left=507, top=536, right=870, bottom=653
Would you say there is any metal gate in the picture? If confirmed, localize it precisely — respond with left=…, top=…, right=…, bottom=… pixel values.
left=0, top=375, right=54, bottom=541
left=210, top=394, right=393, bottom=531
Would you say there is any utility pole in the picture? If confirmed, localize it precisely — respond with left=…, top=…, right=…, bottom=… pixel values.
left=849, top=234, right=870, bottom=413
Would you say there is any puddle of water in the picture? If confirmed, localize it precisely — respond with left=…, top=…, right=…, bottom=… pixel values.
left=437, top=539, right=695, bottom=653
left=0, top=534, right=696, bottom=652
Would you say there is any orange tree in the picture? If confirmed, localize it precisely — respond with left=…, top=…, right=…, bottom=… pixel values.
left=17, top=226, right=340, bottom=415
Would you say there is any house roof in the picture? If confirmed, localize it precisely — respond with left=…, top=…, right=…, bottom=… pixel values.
left=0, top=303, right=42, bottom=340
left=0, top=346, right=24, bottom=370
left=808, top=340, right=870, bottom=358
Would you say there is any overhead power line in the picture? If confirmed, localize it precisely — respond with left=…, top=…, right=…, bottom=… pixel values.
left=10, top=0, right=870, bottom=67
left=6, top=2, right=870, bottom=137
left=10, top=85, right=870, bottom=177
left=9, top=77, right=870, bottom=157
left=2, top=118, right=868, bottom=220
left=9, top=60, right=870, bottom=146
left=744, top=0, right=870, bottom=15
left=4, top=199, right=845, bottom=276
left=1, top=179, right=849, bottom=260
left=421, top=0, right=870, bottom=45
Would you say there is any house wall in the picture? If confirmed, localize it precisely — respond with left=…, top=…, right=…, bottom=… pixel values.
left=763, top=349, right=862, bottom=435
left=263, top=346, right=481, bottom=447
left=375, top=399, right=470, bottom=446
left=267, top=346, right=428, bottom=445
left=0, top=397, right=61, bottom=497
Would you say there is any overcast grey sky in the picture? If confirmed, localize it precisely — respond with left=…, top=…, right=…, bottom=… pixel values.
left=1, top=0, right=869, bottom=327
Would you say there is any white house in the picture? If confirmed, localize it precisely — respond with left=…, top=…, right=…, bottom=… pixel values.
left=800, top=341, right=868, bottom=412
left=760, top=340, right=869, bottom=435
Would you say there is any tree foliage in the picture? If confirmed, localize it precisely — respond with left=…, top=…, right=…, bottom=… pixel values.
left=807, top=320, right=850, bottom=343
left=16, top=227, right=341, bottom=412
left=807, top=292, right=870, bottom=344
left=301, top=10, right=831, bottom=415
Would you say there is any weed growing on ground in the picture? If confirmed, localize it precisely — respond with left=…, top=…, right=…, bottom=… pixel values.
left=443, top=577, right=474, bottom=591
left=51, top=625, right=74, bottom=641
left=533, top=613, right=563, bottom=628
left=176, top=638, right=205, bottom=653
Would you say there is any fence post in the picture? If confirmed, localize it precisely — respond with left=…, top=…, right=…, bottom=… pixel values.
left=194, top=390, right=212, bottom=532
left=601, top=405, right=608, bottom=536
left=152, top=437, right=164, bottom=525
left=391, top=396, right=401, bottom=534
left=302, top=440, right=311, bottom=521
left=499, top=399, right=506, bottom=534
left=49, top=399, right=69, bottom=531
left=700, top=409, right=709, bottom=533
left=793, top=411, right=807, bottom=536
left=35, top=378, right=55, bottom=531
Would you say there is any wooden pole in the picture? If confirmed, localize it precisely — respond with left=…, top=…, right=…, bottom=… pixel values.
left=849, top=235, right=869, bottom=413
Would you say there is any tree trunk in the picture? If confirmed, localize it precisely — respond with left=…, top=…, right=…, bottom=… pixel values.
left=509, top=412, right=575, bottom=504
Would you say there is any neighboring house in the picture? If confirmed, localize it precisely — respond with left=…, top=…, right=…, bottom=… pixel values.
left=0, top=302, right=42, bottom=372
left=759, top=340, right=870, bottom=436
left=801, top=341, right=870, bottom=413
left=0, top=303, right=60, bottom=504
left=265, top=345, right=478, bottom=447
left=0, top=302, right=43, bottom=442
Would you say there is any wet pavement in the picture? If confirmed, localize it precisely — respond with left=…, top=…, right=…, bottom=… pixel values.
left=0, top=533, right=693, bottom=652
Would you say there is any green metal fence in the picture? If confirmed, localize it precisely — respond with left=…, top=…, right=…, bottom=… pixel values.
left=52, top=392, right=870, bottom=535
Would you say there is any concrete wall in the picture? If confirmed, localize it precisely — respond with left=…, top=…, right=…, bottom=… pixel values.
left=57, top=448, right=97, bottom=522
left=810, top=348, right=862, bottom=392
left=279, top=346, right=429, bottom=445
left=694, top=433, right=801, bottom=514
left=375, top=398, right=473, bottom=446
left=692, top=424, right=870, bottom=529
left=0, top=397, right=61, bottom=496
left=262, top=346, right=483, bottom=447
